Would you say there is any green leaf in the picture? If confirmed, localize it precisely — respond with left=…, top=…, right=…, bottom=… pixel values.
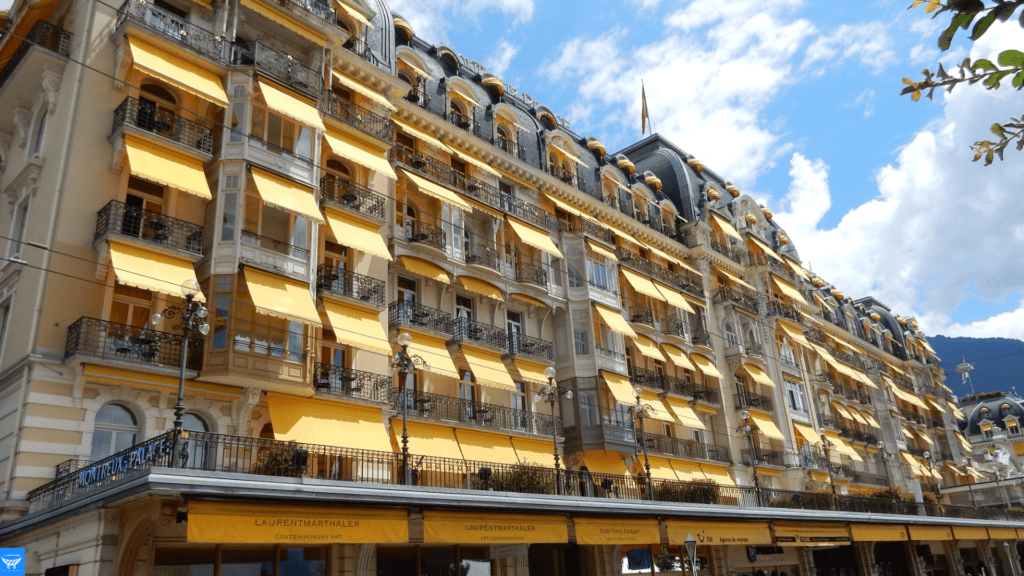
left=1013, top=70, right=1024, bottom=88
left=984, top=70, right=1013, bottom=88
left=992, top=123, right=1006, bottom=137
left=993, top=2, right=1020, bottom=22
left=971, top=11, right=999, bottom=40
left=999, top=49, right=1024, bottom=67
left=972, top=59, right=997, bottom=72
left=939, top=13, right=976, bottom=50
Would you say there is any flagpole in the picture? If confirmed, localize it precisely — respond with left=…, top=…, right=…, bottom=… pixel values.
left=641, top=80, right=649, bottom=136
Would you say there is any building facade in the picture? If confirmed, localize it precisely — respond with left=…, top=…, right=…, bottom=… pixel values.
left=0, top=0, right=1020, bottom=574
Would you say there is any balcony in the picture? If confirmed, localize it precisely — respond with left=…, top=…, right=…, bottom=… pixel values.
left=691, top=329, right=712, bottom=348
left=448, top=111, right=474, bottom=131
left=493, top=136, right=527, bottom=162
left=313, top=364, right=391, bottom=403
left=818, top=412, right=843, bottom=430
left=116, top=0, right=222, bottom=61
left=113, top=96, right=213, bottom=154
left=765, top=301, right=802, bottom=323
left=451, top=317, right=508, bottom=351
left=319, top=174, right=388, bottom=221
left=624, top=299, right=654, bottom=326
left=713, top=287, right=759, bottom=315
left=852, top=472, right=889, bottom=487
left=65, top=317, right=202, bottom=371
left=662, top=375, right=693, bottom=397
left=316, top=264, right=386, bottom=307
left=743, top=447, right=786, bottom=468
left=630, top=367, right=662, bottom=390
left=325, top=94, right=394, bottom=143
left=614, top=248, right=691, bottom=291
left=231, top=41, right=321, bottom=96
left=735, top=388, right=773, bottom=412
left=691, top=381, right=721, bottom=406
left=660, top=315, right=688, bottom=338
left=388, top=301, right=454, bottom=336
left=515, top=260, right=547, bottom=286
left=399, top=389, right=561, bottom=437
left=505, top=333, right=554, bottom=363
left=745, top=342, right=765, bottom=359
left=642, top=433, right=731, bottom=464
left=709, top=240, right=746, bottom=266
left=95, top=201, right=204, bottom=256
left=241, top=230, right=310, bottom=259
left=464, top=242, right=501, bottom=272
left=341, top=36, right=380, bottom=66
left=548, top=166, right=586, bottom=193
left=617, top=195, right=634, bottom=218
left=406, top=220, right=446, bottom=251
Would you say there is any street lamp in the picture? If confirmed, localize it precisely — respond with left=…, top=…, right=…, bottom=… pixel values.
left=740, top=410, right=761, bottom=493
left=389, top=332, right=428, bottom=485
left=632, top=387, right=658, bottom=500
left=534, top=366, right=571, bottom=494
left=151, top=280, right=209, bottom=467
left=684, top=534, right=697, bottom=573
left=877, top=441, right=894, bottom=488
left=922, top=450, right=941, bottom=500
left=821, top=437, right=838, bottom=504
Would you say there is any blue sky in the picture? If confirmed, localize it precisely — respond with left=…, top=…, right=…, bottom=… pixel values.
left=392, top=0, right=1024, bottom=339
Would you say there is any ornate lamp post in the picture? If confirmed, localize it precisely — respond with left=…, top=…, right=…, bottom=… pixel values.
left=877, top=441, right=894, bottom=488
left=821, top=437, right=838, bottom=505
left=740, top=410, right=762, bottom=493
left=922, top=450, right=941, bottom=501
left=534, top=366, right=571, bottom=494
left=632, top=387, right=658, bottom=500
left=684, top=535, right=698, bottom=574
left=151, top=280, right=209, bottom=467
left=389, top=332, right=428, bottom=485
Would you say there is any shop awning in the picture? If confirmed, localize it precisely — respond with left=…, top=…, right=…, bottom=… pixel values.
left=654, top=282, right=695, bottom=313
left=953, top=526, right=988, bottom=540
left=510, top=359, right=552, bottom=386
left=323, top=300, right=389, bottom=355
left=661, top=343, right=697, bottom=371
left=243, top=267, right=320, bottom=325
left=988, top=527, right=1017, bottom=540
left=107, top=241, right=204, bottom=302
left=641, top=391, right=673, bottom=422
left=697, top=463, right=736, bottom=486
left=405, top=333, right=459, bottom=379
left=860, top=410, right=881, bottom=428
left=240, top=0, right=326, bottom=44
left=331, top=71, right=393, bottom=111
left=771, top=275, right=809, bottom=305
left=399, top=255, right=450, bottom=283
left=393, top=421, right=461, bottom=459
left=630, top=334, right=666, bottom=361
left=621, top=268, right=665, bottom=302
left=664, top=396, right=704, bottom=429
left=907, top=525, right=953, bottom=541
left=462, top=346, right=516, bottom=391
left=450, top=147, right=500, bottom=178
left=666, top=520, right=772, bottom=546
left=126, top=36, right=227, bottom=107
left=826, top=430, right=863, bottom=462
left=123, top=135, right=212, bottom=199
left=689, top=353, right=722, bottom=379
left=323, top=129, right=397, bottom=179
left=773, top=522, right=850, bottom=546
left=593, top=304, right=637, bottom=338
left=257, top=79, right=325, bottom=131
left=250, top=167, right=324, bottom=224
left=393, top=118, right=451, bottom=151
left=512, top=437, right=556, bottom=467
left=793, top=422, right=822, bottom=446
left=707, top=211, right=741, bottom=241
left=458, top=276, right=503, bottom=300
left=748, top=411, right=784, bottom=440
left=747, top=234, right=782, bottom=262
left=711, top=264, right=756, bottom=292
left=776, top=319, right=810, bottom=347
left=188, top=502, right=408, bottom=544
left=455, top=429, right=517, bottom=464
left=323, top=207, right=391, bottom=260
left=267, top=392, right=393, bottom=451
left=601, top=370, right=636, bottom=406
left=574, top=517, right=661, bottom=546
left=783, top=256, right=810, bottom=281
left=400, top=168, right=473, bottom=211
left=742, top=363, right=775, bottom=387
left=585, top=239, right=617, bottom=261
left=581, top=450, right=628, bottom=475
left=423, top=510, right=568, bottom=544
left=506, top=217, right=563, bottom=258
left=335, top=0, right=374, bottom=28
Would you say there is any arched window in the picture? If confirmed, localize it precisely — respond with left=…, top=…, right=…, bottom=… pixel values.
left=724, top=322, right=739, bottom=347
left=139, top=84, right=178, bottom=138
left=31, top=111, right=47, bottom=155
left=181, top=413, right=211, bottom=469
left=90, top=404, right=140, bottom=461
left=326, top=159, right=351, bottom=180
left=779, top=337, right=796, bottom=366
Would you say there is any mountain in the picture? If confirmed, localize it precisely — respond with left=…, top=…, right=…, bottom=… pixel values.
left=928, top=335, right=1024, bottom=398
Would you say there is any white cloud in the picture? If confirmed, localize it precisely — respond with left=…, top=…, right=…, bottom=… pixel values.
left=387, top=0, right=534, bottom=43
left=485, top=40, right=518, bottom=78
left=802, top=22, right=897, bottom=73
left=852, top=88, right=875, bottom=117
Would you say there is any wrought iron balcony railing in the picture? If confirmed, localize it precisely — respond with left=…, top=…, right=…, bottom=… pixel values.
left=735, top=388, right=774, bottom=412
left=116, top=0, right=222, bottom=60
left=316, top=264, right=386, bottom=306
left=231, top=41, right=321, bottom=96
left=691, top=381, right=721, bottom=405
left=709, top=240, right=746, bottom=265
left=319, top=174, right=388, bottom=221
left=464, top=242, right=501, bottom=272
left=506, top=333, right=554, bottom=363
left=341, top=36, right=381, bottom=66
left=630, top=367, right=662, bottom=390
left=613, top=248, right=691, bottom=291
left=625, top=300, right=654, bottom=326
left=406, top=220, right=445, bottom=250
left=387, top=301, right=454, bottom=336
left=325, top=94, right=394, bottom=142
left=691, top=329, right=712, bottom=348
left=0, top=21, right=71, bottom=92
left=452, top=317, right=508, bottom=350
left=713, top=287, right=759, bottom=315
left=95, top=200, right=204, bottom=255
left=660, top=315, right=688, bottom=338
left=548, top=166, right=586, bottom=193
left=642, top=433, right=732, bottom=464
left=852, top=472, right=889, bottom=487
left=765, top=301, right=802, bottom=323
left=313, top=364, right=391, bottom=403
left=516, top=260, right=547, bottom=286
left=112, top=96, right=213, bottom=154
left=494, top=136, right=527, bottom=161
left=65, top=317, right=202, bottom=370
left=241, top=230, right=310, bottom=258
left=397, top=389, right=561, bottom=437
left=743, top=447, right=786, bottom=467
left=662, top=375, right=693, bottom=397
left=448, top=111, right=474, bottom=131
left=818, top=412, right=843, bottom=430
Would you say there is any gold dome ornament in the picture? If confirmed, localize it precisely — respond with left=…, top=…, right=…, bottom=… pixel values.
left=812, top=277, right=825, bottom=288
left=896, top=316, right=907, bottom=326
left=645, top=174, right=662, bottom=190
left=687, top=157, right=704, bottom=172
left=707, top=187, right=720, bottom=202
left=831, top=289, right=844, bottom=300
left=869, top=312, right=881, bottom=322
left=482, top=75, right=504, bottom=96
left=910, top=319, right=919, bottom=330
left=744, top=213, right=757, bottom=225
left=617, top=157, right=635, bottom=173
left=587, top=138, right=606, bottom=156
left=726, top=183, right=740, bottom=197
left=778, top=233, right=789, bottom=245
left=761, top=206, right=773, bottom=220
left=393, top=14, right=414, bottom=41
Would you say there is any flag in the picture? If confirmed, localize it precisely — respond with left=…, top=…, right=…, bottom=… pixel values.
left=641, top=81, right=649, bottom=134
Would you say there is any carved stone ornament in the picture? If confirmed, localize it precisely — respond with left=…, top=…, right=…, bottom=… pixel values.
left=41, top=69, right=63, bottom=113
left=13, top=108, right=32, bottom=149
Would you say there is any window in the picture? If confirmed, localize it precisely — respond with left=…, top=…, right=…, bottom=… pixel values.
left=579, top=392, right=598, bottom=426
left=210, top=276, right=231, bottom=350
left=892, top=420, right=906, bottom=443
left=242, top=181, right=307, bottom=256
left=1009, top=419, right=1020, bottom=435
left=181, top=413, right=210, bottom=469
left=31, top=111, right=47, bottom=156
left=0, top=303, right=9, bottom=356
left=573, top=322, right=590, bottom=356
left=586, top=257, right=615, bottom=291
left=785, top=380, right=807, bottom=413
left=982, top=425, right=994, bottom=439
left=511, top=382, right=528, bottom=429
left=90, top=404, right=140, bottom=461
left=221, top=179, right=239, bottom=242
left=110, top=283, right=153, bottom=328
left=233, top=283, right=304, bottom=361
left=250, top=96, right=312, bottom=159
left=138, top=84, right=177, bottom=140
left=122, top=177, right=166, bottom=241
left=8, top=202, right=28, bottom=257
left=724, top=322, right=739, bottom=347
left=779, top=337, right=797, bottom=366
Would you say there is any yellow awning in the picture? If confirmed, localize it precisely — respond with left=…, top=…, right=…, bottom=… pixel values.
left=689, top=353, right=723, bottom=379
left=574, top=517, right=662, bottom=546
left=512, top=437, right=556, bottom=467
left=747, top=234, right=782, bottom=262
left=666, top=520, right=771, bottom=545
left=793, top=422, right=822, bottom=446
left=907, top=525, right=953, bottom=541
left=783, top=257, right=810, bottom=281
left=948, top=400, right=965, bottom=419
left=827, top=430, right=863, bottom=462
left=891, top=384, right=929, bottom=411
left=601, top=370, right=636, bottom=406
left=832, top=400, right=853, bottom=421
left=957, top=432, right=973, bottom=456
left=697, top=463, right=736, bottom=486
left=243, top=267, right=319, bottom=325
left=126, top=36, right=227, bottom=107
left=399, top=256, right=450, bottom=283
left=621, top=268, right=665, bottom=302
left=743, top=363, right=775, bottom=387
left=708, top=211, right=741, bottom=241
left=549, top=142, right=584, bottom=165
left=916, top=428, right=935, bottom=447
left=405, top=334, right=459, bottom=379
left=664, top=396, right=704, bottom=429
left=593, top=304, right=637, bottom=338
left=981, top=422, right=992, bottom=432
left=401, top=168, right=473, bottom=211
left=585, top=239, right=617, bottom=262
left=267, top=393, right=392, bottom=452
left=455, top=429, right=517, bottom=464
left=250, top=167, right=324, bottom=224
left=630, top=334, right=666, bottom=361
left=323, top=207, right=391, bottom=260
left=668, top=460, right=702, bottom=481
left=924, top=396, right=946, bottom=412
left=462, top=346, right=516, bottom=391
left=450, top=147, right=500, bottom=178
left=123, top=135, right=211, bottom=199
left=507, top=217, right=563, bottom=258
left=393, top=118, right=451, bottom=151
left=647, top=456, right=679, bottom=479
left=188, top=502, right=407, bottom=544
left=711, top=265, right=756, bottom=292
left=240, top=0, right=326, bottom=44
left=334, top=0, right=374, bottom=28
left=661, top=343, right=697, bottom=371
left=397, top=56, right=434, bottom=80
left=845, top=406, right=869, bottom=426
left=953, top=526, right=988, bottom=540
left=257, top=79, right=325, bottom=131
left=331, top=71, right=394, bottom=111
left=581, top=450, right=628, bottom=475
left=83, top=364, right=239, bottom=400
left=860, top=410, right=881, bottom=428
left=771, top=275, right=809, bottom=305
left=777, top=319, right=810, bottom=347
left=394, top=421, right=461, bottom=460
left=748, top=411, right=784, bottom=440
left=323, top=130, right=397, bottom=179
left=654, top=282, right=696, bottom=313
left=772, top=522, right=850, bottom=545
left=546, top=192, right=583, bottom=218
left=423, top=511, right=568, bottom=544
left=458, top=276, right=503, bottom=301
left=107, top=241, right=204, bottom=302
left=323, top=300, right=389, bottom=355
left=511, top=359, right=551, bottom=386
left=641, top=391, right=673, bottom=422
left=988, top=527, right=1017, bottom=540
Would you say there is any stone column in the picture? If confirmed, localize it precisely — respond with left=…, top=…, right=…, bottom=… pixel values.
left=905, top=541, right=928, bottom=576
left=708, top=545, right=730, bottom=576
left=1003, top=541, right=1022, bottom=576
left=854, top=541, right=876, bottom=576
left=797, top=547, right=816, bottom=576
left=944, top=541, right=966, bottom=576
left=979, top=543, right=998, bottom=576
left=577, top=545, right=621, bottom=576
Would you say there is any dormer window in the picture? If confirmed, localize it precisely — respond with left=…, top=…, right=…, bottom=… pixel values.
left=1008, top=419, right=1020, bottom=435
